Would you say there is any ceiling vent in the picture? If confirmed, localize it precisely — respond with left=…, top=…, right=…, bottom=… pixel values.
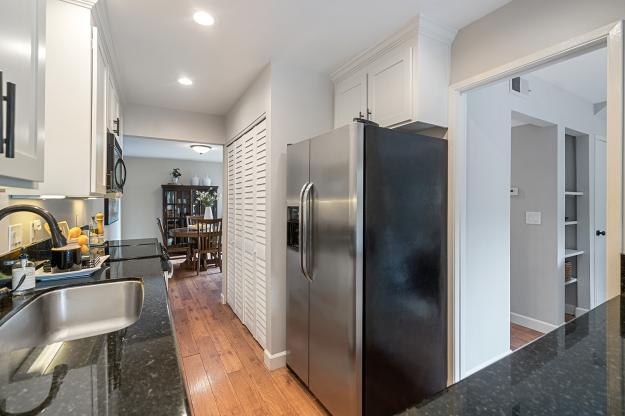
left=510, top=77, right=531, bottom=96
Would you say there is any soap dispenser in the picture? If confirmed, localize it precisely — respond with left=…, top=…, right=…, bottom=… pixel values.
left=12, top=250, right=36, bottom=293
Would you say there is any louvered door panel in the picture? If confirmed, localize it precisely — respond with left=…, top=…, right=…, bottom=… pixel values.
left=242, top=131, right=256, bottom=332
left=253, top=121, right=268, bottom=348
left=226, top=144, right=236, bottom=307
left=233, top=138, right=245, bottom=318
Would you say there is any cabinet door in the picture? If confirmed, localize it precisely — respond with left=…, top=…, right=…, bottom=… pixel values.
left=334, top=72, right=367, bottom=128
left=0, top=0, right=45, bottom=185
left=91, top=28, right=108, bottom=195
left=367, top=46, right=413, bottom=127
left=226, top=144, right=236, bottom=307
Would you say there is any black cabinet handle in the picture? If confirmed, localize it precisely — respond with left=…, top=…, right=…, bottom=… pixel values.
left=113, top=117, right=120, bottom=135
left=0, top=71, right=3, bottom=154
left=4, top=82, right=15, bottom=159
left=596, top=230, right=606, bottom=236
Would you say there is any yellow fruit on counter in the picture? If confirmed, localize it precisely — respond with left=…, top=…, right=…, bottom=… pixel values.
left=81, top=244, right=89, bottom=255
left=69, top=227, right=82, bottom=239
left=77, top=235, right=89, bottom=246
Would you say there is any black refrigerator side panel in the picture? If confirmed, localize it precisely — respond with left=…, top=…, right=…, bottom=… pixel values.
left=363, top=125, right=448, bottom=415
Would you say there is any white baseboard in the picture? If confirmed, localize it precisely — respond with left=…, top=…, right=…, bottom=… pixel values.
left=263, top=349, right=287, bottom=371
left=510, top=312, right=558, bottom=334
left=565, top=304, right=576, bottom=315
left=463, top=349, right=511, bottom=378
left=220, top=293, right=226, bottom=305
left=575, top=307, right=589, bottom=317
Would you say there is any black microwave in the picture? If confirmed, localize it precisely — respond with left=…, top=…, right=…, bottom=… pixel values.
left=107, top=132, right=126, bottom=193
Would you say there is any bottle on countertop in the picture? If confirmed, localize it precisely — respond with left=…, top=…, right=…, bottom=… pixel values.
left=12, top=250, right=36, bottom=293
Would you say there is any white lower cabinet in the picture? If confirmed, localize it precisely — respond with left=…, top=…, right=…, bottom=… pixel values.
left=0, top=0, right=46, bottom=186
left=226, top=119, right=268, bottom=349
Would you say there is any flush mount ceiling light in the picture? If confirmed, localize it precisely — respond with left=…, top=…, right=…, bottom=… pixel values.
left=190, top=144, right=212, bottom=154
left=193, top=11, right=215, bottom=26
left=177, top=77, right=193, bottom=86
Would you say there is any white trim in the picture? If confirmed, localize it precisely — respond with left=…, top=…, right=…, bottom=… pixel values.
left=463, top=350, right=511, bottom=379
left=226, top=113, right=267, bottom=146
left=565, top=304, right=576, bottom=315
left=220, top=292, right=226, bottom=305
left=330, top=15, right=456, bottom=82
left=510, top=312, right=558, bottom=334
left=263, top=349, right=286, bottom=371
left=449, top=20, right=624, bottom=384
left=59, top=0, right=98, bottom=8
left=576, top=307, right=590, bottom=316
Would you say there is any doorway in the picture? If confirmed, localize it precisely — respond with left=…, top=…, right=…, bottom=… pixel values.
left=451, top=24, right=621, bottom=381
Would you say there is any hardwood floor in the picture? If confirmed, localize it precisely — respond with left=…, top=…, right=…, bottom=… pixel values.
left=168, top=264, right=328, bottom=416
left=510, top=323, right=543, bottom=351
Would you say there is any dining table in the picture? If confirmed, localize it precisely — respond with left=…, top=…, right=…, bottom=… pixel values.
left=168, top=225, right=218, bottom=271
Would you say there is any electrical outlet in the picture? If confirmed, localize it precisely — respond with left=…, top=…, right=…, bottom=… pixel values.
left=30, top=219, right=42, bottom=243
left=8, top=224, right=23, bottom=250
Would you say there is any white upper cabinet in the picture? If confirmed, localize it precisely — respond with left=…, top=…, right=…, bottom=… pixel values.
left=332, top=16, right=456, bottom=130
left=91, top=27, right=109, bottom=196
left=0, top=0, right=46, bottom=187
left=367, top=46, right=413, bottom=127
left=334, top=72, right=367, bottom=128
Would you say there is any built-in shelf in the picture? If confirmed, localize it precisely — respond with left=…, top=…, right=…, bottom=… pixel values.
left=565, top=278, right=578, bottom=286
left=565, top=191, right=584, bottom=196
left=565, top=249, right=584, bottom=258
left=565, top=221, right=578, bottom=226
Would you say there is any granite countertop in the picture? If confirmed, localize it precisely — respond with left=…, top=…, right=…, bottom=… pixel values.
left=0, top=240, right=190, bottom=415
left=402, top=295, right=625, bottom=415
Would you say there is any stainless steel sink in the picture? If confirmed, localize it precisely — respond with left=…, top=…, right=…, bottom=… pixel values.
left=0, top=279, right=144, bottom=352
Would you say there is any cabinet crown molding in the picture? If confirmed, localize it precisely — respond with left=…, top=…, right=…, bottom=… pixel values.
left=59, top=0, right=98, bottom=9
left=330, top=14, right=457, bottom=82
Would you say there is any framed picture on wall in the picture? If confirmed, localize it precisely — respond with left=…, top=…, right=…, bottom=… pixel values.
left=104, top=198, right=121, bottom=225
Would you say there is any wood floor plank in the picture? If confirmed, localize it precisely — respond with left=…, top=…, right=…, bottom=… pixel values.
left=176, top=321, right=199, bottom=357
left=183, top=354, right=220, bottom=416
left=196, top=335, right=245, bottom=416
left=228, top=369, right=269, bottom=416
left=510, top=323, right=543, bottom=351
left=271, top=368, right=328, bottom=415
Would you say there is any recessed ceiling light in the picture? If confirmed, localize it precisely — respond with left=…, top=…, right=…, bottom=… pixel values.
left=193, top=11, right=215, bottom=26
left=190, top=144, right=212, bottom=154
left=177, top=77, right=193, bottom=86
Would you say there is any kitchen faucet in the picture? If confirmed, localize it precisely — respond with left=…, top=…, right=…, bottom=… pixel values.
left=0, top=205, right=67, bottom=248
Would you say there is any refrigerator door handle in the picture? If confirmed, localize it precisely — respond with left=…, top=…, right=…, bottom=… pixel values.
left=298, top=182, right=309, bottom=279
left=301, top=182, right=314, bottom=282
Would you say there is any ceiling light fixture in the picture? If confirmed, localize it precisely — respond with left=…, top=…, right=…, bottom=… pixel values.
left=177, top=77, right=193, bottom=86
left=193, top=11, right=215, bottom=26
left=190, top=144, right=212, bottom=154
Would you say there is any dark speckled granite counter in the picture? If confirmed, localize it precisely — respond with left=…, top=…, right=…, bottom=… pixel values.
left=0, top=240, right=190, bottom=415
left=402, top=295, right=625, bottom=415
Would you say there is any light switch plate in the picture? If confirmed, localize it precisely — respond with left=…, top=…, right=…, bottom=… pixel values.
left=525, top=211, right=541, bottom=225
left=30, top=219, right=42, bottom=243
left=8, top=224, right=23, bottom=250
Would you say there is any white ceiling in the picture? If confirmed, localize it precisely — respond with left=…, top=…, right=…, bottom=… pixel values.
left=530, top=47, right=607, bottom=104
left=104, top=0, right=511, bottom=115
left=124, top=136, right=223, bottom=162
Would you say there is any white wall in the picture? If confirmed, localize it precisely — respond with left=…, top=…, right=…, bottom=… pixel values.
left=121, top=156, right=223, bottom=241
left=124, top=103, right=226, bottom=144
left=267, top=61, right=334, bottom=355
left=510, top=125, right=559, bottom=328
left=225, top=64, right=271, bottom=142
left=451, top=0, right=625, bottom=83
left=462, top=70, right=607, bottom=377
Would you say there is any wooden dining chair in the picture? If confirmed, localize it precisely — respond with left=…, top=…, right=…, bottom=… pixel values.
left=194, top=218, right=222, bottom=275
left=157, top=218, right=191, bottom=260
left=186, top=215, right=204, bottom=227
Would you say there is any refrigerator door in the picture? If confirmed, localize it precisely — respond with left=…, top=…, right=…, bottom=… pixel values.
left=309, top=124, right=363, bottom=416
left=286, top=140, right=311, bottom=385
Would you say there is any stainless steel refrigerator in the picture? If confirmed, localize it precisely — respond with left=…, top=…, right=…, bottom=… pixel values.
left=286, top=122, right=447, bottom=416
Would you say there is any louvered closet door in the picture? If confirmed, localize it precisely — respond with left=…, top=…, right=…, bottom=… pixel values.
left=253, top=121, right=268, bottom=348
left=233, top=138, right=245, bottom=317
left=242, top=131, right=257, bottom=332
left=226, top=145, right=236, bottom=307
